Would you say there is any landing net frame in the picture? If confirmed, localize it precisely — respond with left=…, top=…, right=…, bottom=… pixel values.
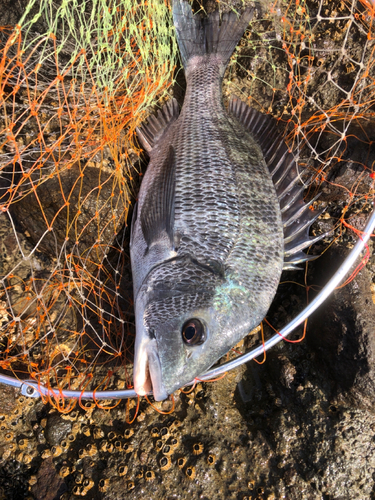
left=0, top=206, right=372, bottom=401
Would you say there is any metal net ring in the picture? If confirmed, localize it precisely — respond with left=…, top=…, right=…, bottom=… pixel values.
left=0, top=207, right=374, bottom=401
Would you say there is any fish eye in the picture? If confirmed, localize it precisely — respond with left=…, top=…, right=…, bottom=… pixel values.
left=181, top=319, right=205, bottom=346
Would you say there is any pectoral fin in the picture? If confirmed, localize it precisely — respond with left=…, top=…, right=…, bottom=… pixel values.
left=140, top=146, right=176, bottom=250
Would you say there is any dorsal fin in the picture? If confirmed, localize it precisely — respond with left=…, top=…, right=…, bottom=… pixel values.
left=140, top=146, right=176, bottom=250
left=229, top=95, right=327, bottom=270
left=136, top=98, right=179, bottom=154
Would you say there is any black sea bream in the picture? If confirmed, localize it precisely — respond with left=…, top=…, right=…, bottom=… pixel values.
left=130, top=0, right=323, bottom=400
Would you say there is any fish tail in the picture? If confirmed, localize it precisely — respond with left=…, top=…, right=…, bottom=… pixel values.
left=172, top=0, right=254, bottom=68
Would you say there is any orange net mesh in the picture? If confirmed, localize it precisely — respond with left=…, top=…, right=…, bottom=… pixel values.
left=0, top=0, right=374, bottom=405
left=0, top=0, right=177, bottom=399
left=228, top=0, right=375, bottom=268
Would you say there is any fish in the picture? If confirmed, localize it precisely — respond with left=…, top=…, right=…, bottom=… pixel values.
left=130, top=0, right=324, bottom=401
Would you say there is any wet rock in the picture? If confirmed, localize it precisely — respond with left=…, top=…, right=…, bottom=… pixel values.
left=0, top=385, right=17, bottom=414
left=45, top=413, right=72, bottom=446
left=0, top=460, right=29, bottom=499
left=308, top=245, right=375, bottom=411
left=30, top=457, right=67, bottom=500
left=9, top=164, right=126, bottom=270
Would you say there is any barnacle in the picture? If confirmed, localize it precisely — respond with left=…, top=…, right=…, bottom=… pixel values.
left=169, top=419, right=181, bottom=431
left=75, top=473, right=84, bottom=484
left=67, top=433, right=75, bottom=443
left=99, top=440, right=110, bottom=452
left=71, top=423, right=80, bottom=435
left=85, top=443, right=98, bottom=456
left=2, top=449, right=12, bottom=461
left=98, top=478, right=109, bottom=492
left=83, top=402, right=95, bottom=412
left=115, top=440, right=122, bottom=450
left=118, top=465, right=128, bottom=477
left=60, top=440, right=69, bottom=450
left=124, top=429, right=134, bottom=439
left=41, top=449, right=52, bottom=459
left=82, top=425, right=91, bottom=436
left=127, top=481, right=135, bottom=491
left=150, top=427, right=160, bottom=438
left=12, top=408, right=21, bottom=418
left=185, top=466, right=196, bottom=480
left=177, top=457, right=186, bottom=469
left=72, top=485, right=82, bottom=496
left=59, top=466, right=71, bottom=478
left=207, top=454, right=216, bottom=465
left=192, top=442, right=204, bottom=455
left=82, top=478, right=94, bottom=492
left=169, top=437, right=180, bottom=450
left=195, top=389, right=206, bottom=400
left=145, top=470, right=156, bottom=481
left=18, top=439, right=29, bottom=450
left=162, top=444, right=173, bottom=456
left=160, top=427, right=169, bottom=439
left=159, top=456, right=172, bottom=471
left=108, top=431, right=117, bottom=441
left=155, top=440, right=163, bottom=452
left=93, top=428, right=104, bottom=440
left=5, top=431, right=14, bottom=442
left=51, top=445, right=63, bottom=457
left=17, top=452, right=32, bottom=464
left=123, top=443, right=134, bottom=453
left=7, top=442, right=17, bottom=453
left=61, top=410, right=78, bottom=421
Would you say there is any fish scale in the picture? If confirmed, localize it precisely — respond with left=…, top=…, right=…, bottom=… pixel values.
left=175, top=64, right=281, bottom=269
left=130, top=0, right=324, bottom=400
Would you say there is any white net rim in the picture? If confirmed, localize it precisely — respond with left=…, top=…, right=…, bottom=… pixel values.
left=0, top=206, right=374, bottom=401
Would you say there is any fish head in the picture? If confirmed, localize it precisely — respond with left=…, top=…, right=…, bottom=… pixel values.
left=133, top=256, right=260, bottom=401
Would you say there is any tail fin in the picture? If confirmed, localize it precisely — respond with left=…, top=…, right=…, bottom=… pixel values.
left=172, top=0, right=254, bottom=68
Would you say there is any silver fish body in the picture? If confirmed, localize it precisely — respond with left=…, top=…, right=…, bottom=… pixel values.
left=130, top=1, right=322, bottom=400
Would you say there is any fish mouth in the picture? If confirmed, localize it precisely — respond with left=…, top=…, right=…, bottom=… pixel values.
left=133, top=336, right=168, bottom=401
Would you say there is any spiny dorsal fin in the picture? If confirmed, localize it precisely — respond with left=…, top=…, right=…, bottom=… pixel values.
left=140, top=146, right=175, bottom=250
left=136, top=98, right=179, bottom=154
left=229, top=95, right=327, bottom=270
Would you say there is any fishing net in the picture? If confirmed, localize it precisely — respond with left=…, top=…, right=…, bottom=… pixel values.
left=0, top=0, right=374, bottom=407
left=0, top=0, right=178, bottom=405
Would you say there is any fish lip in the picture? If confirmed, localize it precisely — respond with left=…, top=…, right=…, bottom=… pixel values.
left=147, top=348, right=168, bottom=401
left=133, top=334, right=168, bottom=401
